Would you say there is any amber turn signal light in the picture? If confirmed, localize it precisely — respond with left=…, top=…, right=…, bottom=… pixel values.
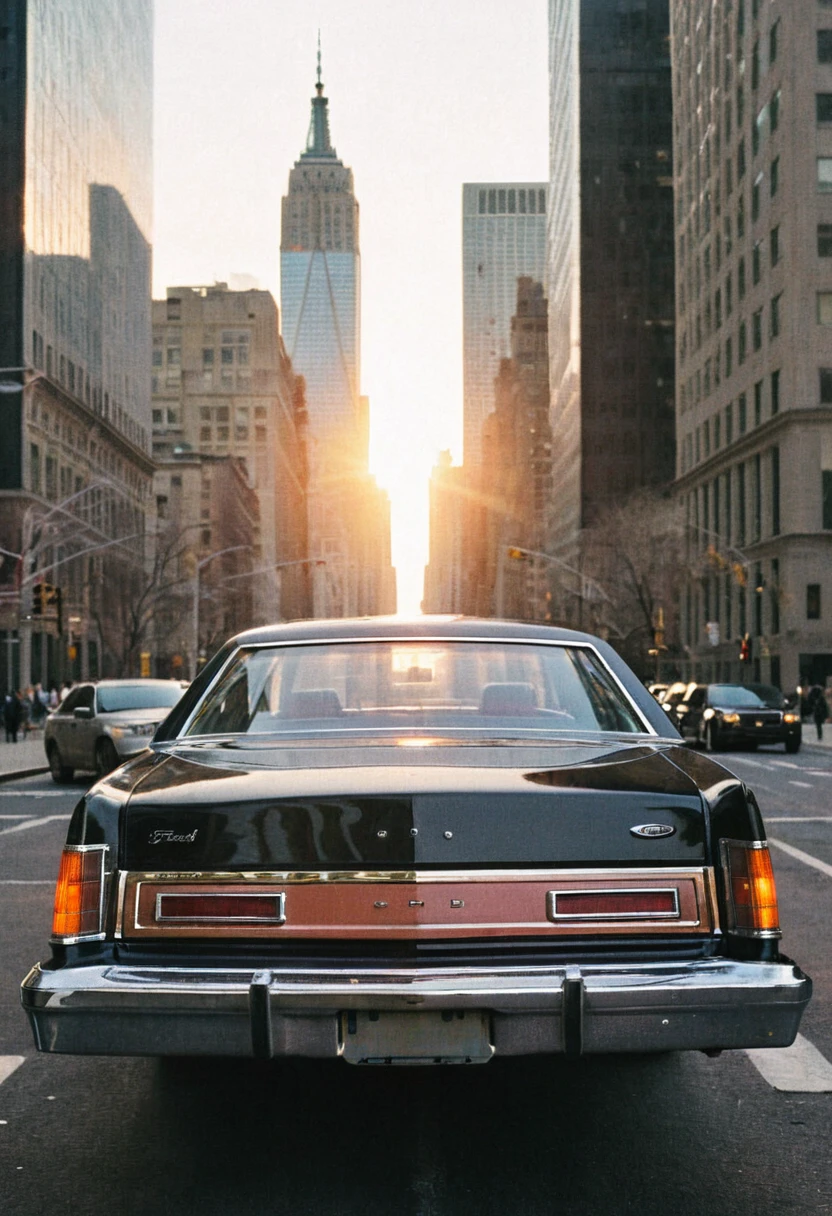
left=720, top=840, right=781, bottom=937
left=51, top=846, right=106, bottom=941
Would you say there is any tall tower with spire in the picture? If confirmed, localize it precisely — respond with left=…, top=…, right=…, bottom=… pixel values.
left=280, top=43, right=361, bottom=464
left=279, top=46, right=395, bottom=620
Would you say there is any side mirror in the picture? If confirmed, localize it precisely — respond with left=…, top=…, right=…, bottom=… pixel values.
left=73, top=706, right=94, bottom=720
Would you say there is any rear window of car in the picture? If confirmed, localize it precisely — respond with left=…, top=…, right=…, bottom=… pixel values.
left=183, top=641, right=649, bottom=738
left=96, top=684, right=183, bottom=714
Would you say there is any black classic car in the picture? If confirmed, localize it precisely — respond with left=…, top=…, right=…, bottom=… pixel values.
left=22, top=618, right=811, bottom=1065
left=674, top=682, right=802, bottom=753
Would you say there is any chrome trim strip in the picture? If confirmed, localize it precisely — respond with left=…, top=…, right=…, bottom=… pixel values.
left=547, top=887, right=681, bottom=922
left=173, top=635, right=658, bottom=738
left=114, top=869, right=128, bottom=941
left=124, top=866, right=710, bottom=885
left=155, top=891, right=286, bottom=925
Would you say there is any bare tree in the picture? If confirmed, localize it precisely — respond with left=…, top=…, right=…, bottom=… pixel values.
left=580, top=489, right=686, bottom=680
left=91, top=524, right=195, bottom=678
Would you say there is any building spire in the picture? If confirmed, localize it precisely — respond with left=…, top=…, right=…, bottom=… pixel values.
left=304, top=32, right=336, bottom=158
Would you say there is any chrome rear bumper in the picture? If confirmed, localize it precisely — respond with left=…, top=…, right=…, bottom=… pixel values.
left=21, top=956, right=811, bottom=1060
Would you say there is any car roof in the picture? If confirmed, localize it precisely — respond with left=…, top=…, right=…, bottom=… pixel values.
left=230, top=615, right=606, bottom=647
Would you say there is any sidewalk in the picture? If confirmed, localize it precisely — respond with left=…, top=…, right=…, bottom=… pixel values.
left=0, top=732, right=50, bottom=782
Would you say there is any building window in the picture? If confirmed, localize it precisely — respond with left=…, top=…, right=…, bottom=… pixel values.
left=726, top=401, right=734, bottom=444
left=770, top=225, right=780, bottom=265
left=770, top=19, right=780, bottom=64
left=821, top=368, right=832, bottom=403
left=166, top=298, right=181, bottom=321
left=817, top=94, right=832, bottom=123
left=738, top=461, right=747, bottom=545
left=819, top=293, right=832, bottom=324
left=770, top=156, right=779, bottom=197
left=771, top=446, right=780, bottom=535
left=771, top=369, right=780, bottom=415
left=739, top=392, right=747, bottom=434
left=478, top=189, right=486, bottom=214
left=771, top=559, right=780, bottom=635
left=751, top=174, right=762, bottom=221
left=770, top=293, right=781, bottom=338
left=807, top=584, right=822, bottom=620
left=753, top=241, right=762, bottom=283
left=820, top=224, right=832, bottom=258
left=819, top=29, right=832, bottom=64
left=770, top=89, right=781, bottom=133
left=737, top=138, right=746, bottom=180
left=753, top=310, right=763, bottom=351
left=754, top=379, right=763, bottom=424
left=824, top=470, right=832, bottom=528
left=738, top=256, right=746, bottom=298
left=819, top=158, right=832, bottom=192
left=739, top=320, right=747, bottom=363
left=152, top=349, right=162, bottom=368
left=725, top=336, right=733, bottom=378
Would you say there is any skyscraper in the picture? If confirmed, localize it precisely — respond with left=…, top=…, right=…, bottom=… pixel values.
left=280, top=50, right=361, bottom=464
left=671, top=2, right=832, bottom=690
left=462, top=183, right=548, bottom=468
left=279, top=49, right=394, bottom=618
left=547, top=0, right=676, bottom=571
left=0, top=0, right=154, bottom=686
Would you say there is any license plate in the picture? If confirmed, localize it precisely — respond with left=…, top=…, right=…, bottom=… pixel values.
left=340, top=1010, right=494, bottom=1065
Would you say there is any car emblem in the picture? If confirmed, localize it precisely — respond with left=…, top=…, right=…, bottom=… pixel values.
left=148, top=829, right=199, bottom=845
left=630, top=823, right=676, bottom=839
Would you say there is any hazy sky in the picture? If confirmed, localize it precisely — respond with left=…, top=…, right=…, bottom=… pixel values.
left=153, top=0, right=550, bottom=613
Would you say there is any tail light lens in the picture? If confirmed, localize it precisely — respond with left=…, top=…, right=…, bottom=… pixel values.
left=720, top=839, right=781, bottom=937
left=51, top=846, right=107, bottom=941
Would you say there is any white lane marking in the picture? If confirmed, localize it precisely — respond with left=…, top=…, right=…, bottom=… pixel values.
left=746, top=1034, right=832, bottom=1092
left=0, top=879, right=54, bottom=885
left=805, top=770, right=832, bottom=777
left=0, top=815, right=39, bottom=820
left=0, top=815, right=71, bottom=837
left=725, top=757, right=766, bottom=768
left=769, top=837, right=832, bottom=879
left=770, top=761, right=802, bottom=770
left=767, top=816, right=832, bottom=823
left=0, top=791, right=72, bottom=798
left=0, top=1057, right=25, bottom=1086
left=788, top=781, right=814, bottom=789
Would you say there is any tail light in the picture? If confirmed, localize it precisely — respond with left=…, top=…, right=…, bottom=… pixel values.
left=719, top=839, right=781, bottom=937
left=51, top=845, right=107, bottom=942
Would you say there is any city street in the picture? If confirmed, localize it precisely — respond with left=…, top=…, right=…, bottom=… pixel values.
left=0, top=744, right=830, bottom=1215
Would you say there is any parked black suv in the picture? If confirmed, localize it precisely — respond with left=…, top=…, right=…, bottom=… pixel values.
left=674, top=682, right=801, bottom=753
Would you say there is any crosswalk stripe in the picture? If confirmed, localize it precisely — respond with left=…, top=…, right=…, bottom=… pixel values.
left=768, top=837, right=832, bottom=879
left=746, top=1034, right=832, bottom=1092
left=0, top=1057, right=25, bottom=1086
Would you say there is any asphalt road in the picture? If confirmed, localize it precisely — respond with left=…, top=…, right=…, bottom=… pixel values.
left=0, top=749, right=830, bottom=1216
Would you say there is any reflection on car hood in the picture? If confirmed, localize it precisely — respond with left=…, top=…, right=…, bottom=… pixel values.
left=111, top=738, right=724, bottom=871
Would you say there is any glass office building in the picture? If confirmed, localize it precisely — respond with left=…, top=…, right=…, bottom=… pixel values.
left=547, top=0, right=676, bottom=560
left=462, top=183, right=548, bottom=468
left=0, top=0, right=154, bottom=686
left=280, top=65, right=361, bottom=463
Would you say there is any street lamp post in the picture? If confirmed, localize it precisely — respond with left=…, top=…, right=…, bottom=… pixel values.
left=191, top=545, right=252, bottom=678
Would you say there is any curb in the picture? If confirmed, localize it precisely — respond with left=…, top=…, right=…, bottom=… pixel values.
left=0, top=766, right=50, bottom=784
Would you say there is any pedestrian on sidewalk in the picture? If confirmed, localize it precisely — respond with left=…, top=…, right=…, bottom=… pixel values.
left=812, top=689, right=827, bottom=741
left=3, top=691, right=23, bottom=743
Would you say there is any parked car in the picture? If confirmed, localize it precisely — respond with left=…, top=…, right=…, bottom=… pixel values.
left=675, top=682, right=802, bottom=753
left=44, top=679, right=185, bottom=781
left=22, top=619, right=811, bottom=1065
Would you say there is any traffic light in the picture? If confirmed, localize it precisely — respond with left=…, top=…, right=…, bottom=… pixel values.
left=739, top=633, right=752, bottom=663
left=507, top=547, right=528, bottom=561
left=31, top=582, right=61, bottom=626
